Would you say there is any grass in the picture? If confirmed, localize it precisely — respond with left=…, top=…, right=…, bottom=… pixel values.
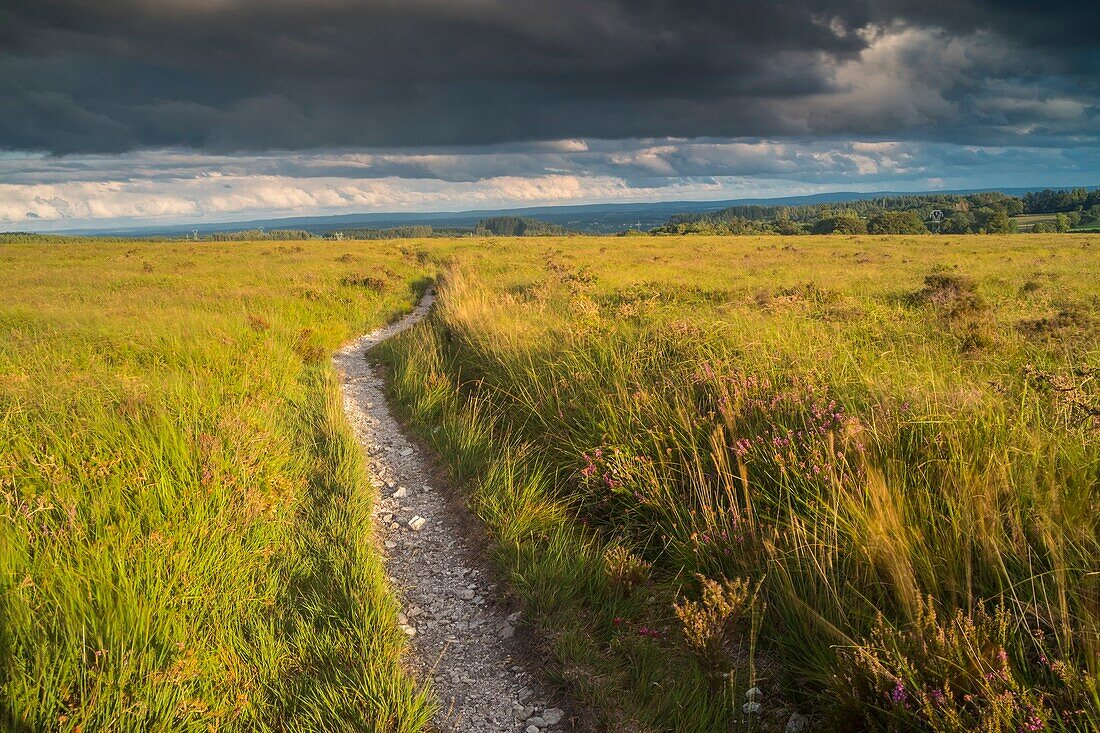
left=374, top=234, right=1100, bottom=732
left=0, top=241, right=437, bottom=731
left=1012, top=214, right=1060, bottom=231
left=3, top=233, right=1098, bottom=732
left=1013, top=213, right=1100, bottom=233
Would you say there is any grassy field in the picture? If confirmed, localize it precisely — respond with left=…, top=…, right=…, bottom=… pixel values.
left=1012, top=214, right=1059, bottom=231
left=0, top=241, right=436, bottom=731
left=375, top=234, right=1100, bottom=732
left=1012, top=214, right=1100, bottom=233
left=2, top=234, right=1098, bottom=732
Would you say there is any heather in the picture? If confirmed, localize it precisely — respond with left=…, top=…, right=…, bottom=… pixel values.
left=0, top=241, right=436, bottom=731
left=377, top=234, right=1100, bottom=731
left=3, top=233, right=1097, bottom=732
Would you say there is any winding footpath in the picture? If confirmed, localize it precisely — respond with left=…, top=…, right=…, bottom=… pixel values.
left=334, top=290, right=577, bottom=733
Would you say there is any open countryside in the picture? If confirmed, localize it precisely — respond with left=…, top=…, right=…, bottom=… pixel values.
left=3, top=1, right=1100, bottom=732
left=2, top=232, right=1097, bottom=731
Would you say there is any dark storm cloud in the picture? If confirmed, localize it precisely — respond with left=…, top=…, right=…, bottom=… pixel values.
left=0, top=1, right=1097, bottom=154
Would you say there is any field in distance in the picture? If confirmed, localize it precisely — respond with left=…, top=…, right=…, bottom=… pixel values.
left=2, top=234, right=1098, bottom=732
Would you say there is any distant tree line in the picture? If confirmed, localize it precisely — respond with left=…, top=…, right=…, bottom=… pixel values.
left=652, top=188, right=1098, bottom=235
left=339, top=225, right=437, bottom=239
left=1022, top=187, right=1100, bottom=213
left=1, top=218, right=575, bottom=244
left=0, top=232, right=88, bottom=243
left=0, top=232, right=170, bottom=243
left=340, top=218, right=572, bottom=238
left=340, top=217, right=569, bottom=238
left=474, top=216, right=570, bottom=236
left=205, top=229, right=316, bottom=241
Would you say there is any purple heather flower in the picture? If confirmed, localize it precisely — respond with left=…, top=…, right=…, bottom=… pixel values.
left=890, top=680, right=908, bottom=705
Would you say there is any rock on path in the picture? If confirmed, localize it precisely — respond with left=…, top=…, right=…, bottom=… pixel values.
left=334, top=291, right=575, bottom=732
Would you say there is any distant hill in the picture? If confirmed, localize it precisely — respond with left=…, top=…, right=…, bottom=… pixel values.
left=21, top=186, right=1097, bottom=238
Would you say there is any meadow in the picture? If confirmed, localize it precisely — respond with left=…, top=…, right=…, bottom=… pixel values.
left=1, top=234, right=1098, bottom=732
left=375, top=234, right=1100, bottom=731
left=0, top=241, right=436, bottom=731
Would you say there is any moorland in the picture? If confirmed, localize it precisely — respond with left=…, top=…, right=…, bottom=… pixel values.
left=1, top=234, right=1097, bottom=732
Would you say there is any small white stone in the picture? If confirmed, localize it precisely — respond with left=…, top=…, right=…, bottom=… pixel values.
left=525, top=727, right=539, bottom=733
left=745, top=687, right=763, bottom=701
left=399, top=447, right=414, bottom=457
left=786, top=712, right=808, bottom=732
left=408, top=516, right=427, bottom=531
left=542, top=708, right=564, bottom=725
left=742, top=702, right=762, bottom=715
left=392, top=486, right=408, bottom=499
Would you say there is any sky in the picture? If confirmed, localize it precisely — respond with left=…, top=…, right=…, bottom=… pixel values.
left=1, top=1, right=1098, bottom=230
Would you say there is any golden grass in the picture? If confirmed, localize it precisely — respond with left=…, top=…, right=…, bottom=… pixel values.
left=0, top=240, right=436, bottom=731
left=378, top=233, right=1099, bottom=731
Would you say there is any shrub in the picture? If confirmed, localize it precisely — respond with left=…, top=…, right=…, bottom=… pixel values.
left=1017, top=308, right=1095, bottom=341
left=673, top=575, right=757, bottom=670
left=910, top=272, right=992, bottom=351
left=603, top=545, right=652, bottom=592
left=836, top=598, right=1097, bottom=733
left=912, top=273, right=986, bottom=320
left=340, top=274, right=389, bottom=291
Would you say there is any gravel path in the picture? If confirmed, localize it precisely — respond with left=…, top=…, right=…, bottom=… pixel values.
left=334, top=290, right=576, bottom=733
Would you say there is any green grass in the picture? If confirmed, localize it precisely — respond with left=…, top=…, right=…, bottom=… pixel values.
left=374, top=234, right=1100, bottom=732
left=0, top=241, right=436, bottom=731
left=1012, top=213, right=1100, bottom=232
left=4, top=234, right=1099, bottom=732
left=1012, top=213, right=1059, bottom=231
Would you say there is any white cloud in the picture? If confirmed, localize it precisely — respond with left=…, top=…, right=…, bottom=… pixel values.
left=2, top=134, right=1097, bottom=230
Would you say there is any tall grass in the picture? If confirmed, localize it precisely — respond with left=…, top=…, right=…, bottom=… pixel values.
left=4, top=234, right=1097, bottom=731
left=0, top=241, right=436, bottom=731
left=377, top=235, right=1099, bottom=731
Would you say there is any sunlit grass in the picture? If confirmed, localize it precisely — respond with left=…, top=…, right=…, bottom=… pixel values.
left=4, top=233, right=1097, bottom=731
left=0, top=241, right=436, bottom=731
left=377, top=234, right=1100, bottom=732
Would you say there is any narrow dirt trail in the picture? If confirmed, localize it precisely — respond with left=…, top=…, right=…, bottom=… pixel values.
left=334, top=290, right=576, bottom=733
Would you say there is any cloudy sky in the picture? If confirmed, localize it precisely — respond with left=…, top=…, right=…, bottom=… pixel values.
left=2, top=1, right=1098, bottom=230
